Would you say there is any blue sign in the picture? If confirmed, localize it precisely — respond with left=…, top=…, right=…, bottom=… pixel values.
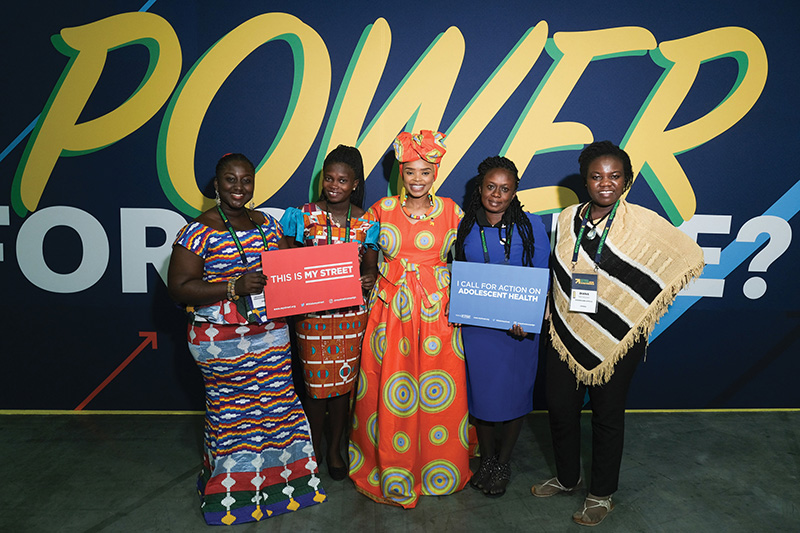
left=450, top=261, right=549, bottom=334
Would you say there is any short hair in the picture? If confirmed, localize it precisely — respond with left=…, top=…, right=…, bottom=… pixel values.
left=215, top=153, right=255, bottom=178
left=578, top=141, right=634, bottom=192
left=321, top=144, right=365, bottom=208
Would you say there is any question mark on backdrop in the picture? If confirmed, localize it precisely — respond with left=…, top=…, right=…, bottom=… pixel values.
left=735, top=215, right=792, bottom=299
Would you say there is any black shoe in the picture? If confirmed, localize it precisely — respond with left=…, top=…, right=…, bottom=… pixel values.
left=327, top=453, right=348, bottom=481
left=469, top=455, right=497, bottom=491
left=483, top=461, right=510, bottom=498
left=328, top=464, right=348, bottom=481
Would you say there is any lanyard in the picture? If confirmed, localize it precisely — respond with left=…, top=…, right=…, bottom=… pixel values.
left=323, top=202, right=351, bottom=245
left=479, top=223, right=513, bottom=264
left=571, top=200, right=619, bottom=267
left=216, top=206, right=269, bottom=265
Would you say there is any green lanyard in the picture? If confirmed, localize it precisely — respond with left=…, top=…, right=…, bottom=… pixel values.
left=322, top=202, right=351, bottom=245
left=216, top=206, right=269, bottom=265
left=572, top=200, right=619, bottom=267
left=479, top=223, right=513, bottom=264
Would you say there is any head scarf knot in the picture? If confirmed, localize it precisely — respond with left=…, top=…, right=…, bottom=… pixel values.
left=393, top=130, right=447, bottom=165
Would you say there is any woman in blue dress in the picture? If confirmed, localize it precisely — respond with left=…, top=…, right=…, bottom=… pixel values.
left=454, top=156, right=550, bottom=497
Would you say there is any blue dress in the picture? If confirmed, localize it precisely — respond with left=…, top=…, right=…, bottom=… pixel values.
left=461, top=211, right=550, bottom=422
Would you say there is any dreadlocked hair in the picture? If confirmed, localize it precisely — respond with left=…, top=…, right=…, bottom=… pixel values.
left=455, top=156, right=537, bottom=266
left=319, top=144, right=365, bottom=209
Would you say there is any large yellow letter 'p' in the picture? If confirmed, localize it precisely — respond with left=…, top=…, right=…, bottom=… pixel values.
left=12, top=12, right=181, bottom=216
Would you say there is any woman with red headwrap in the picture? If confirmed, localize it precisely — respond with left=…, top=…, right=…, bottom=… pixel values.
left=349, top=130, right=471, bottom=508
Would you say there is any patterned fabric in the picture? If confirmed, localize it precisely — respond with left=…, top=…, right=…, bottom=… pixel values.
left=189, top=322, right=325, bottom=525
left=173, top=216, right=283, bottom=325
left=295, top=308, right=368, bottom=398
left=392, top=130, right=447, bottom=165
left=280, top=203, right=378, bottom=398
left=280, top=203, right=378, bottom=251
left=174, top=216, right=325, bottom=525
left=550, top=201, right=704, bottom=385
left=349, top=196, right=471, bottom=508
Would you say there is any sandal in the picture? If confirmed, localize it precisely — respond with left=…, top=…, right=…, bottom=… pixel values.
left=469, top=455, right=496, bottom=491
left=530, top=476, right=583, bottom=498
left=572, top=495, right=614, bottom=526
left=483, top=461, right=510, bottom=498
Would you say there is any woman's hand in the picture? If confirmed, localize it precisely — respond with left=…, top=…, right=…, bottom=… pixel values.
left=509, top=323, right=527, bottom=338
left=360, top=273, right=377, bottom=293
left=360, top=248, right=379, bottom=294
left=234, top=270, right=268, bottom=296
left=445, top=302, right=462, bottom=327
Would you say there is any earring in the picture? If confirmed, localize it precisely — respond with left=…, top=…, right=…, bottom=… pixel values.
left=248, top=200, right=255, bottom=210
left=215, top=190, right=221, bottom=206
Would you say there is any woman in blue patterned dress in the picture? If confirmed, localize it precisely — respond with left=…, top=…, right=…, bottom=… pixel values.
left=168, top=153, right=325, bottom=525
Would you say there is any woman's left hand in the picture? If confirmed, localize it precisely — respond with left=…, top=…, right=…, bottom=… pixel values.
left=360, top=273, right=377, bottom=293
left=509, top=324, right=526, bottom=338
left=445, top=302, right=461, bottom=327
left=235, top=271, right=268, bottom=296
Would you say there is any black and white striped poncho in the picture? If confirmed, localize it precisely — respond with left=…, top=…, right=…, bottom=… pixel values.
left=549, top=201, right=704, bottom=385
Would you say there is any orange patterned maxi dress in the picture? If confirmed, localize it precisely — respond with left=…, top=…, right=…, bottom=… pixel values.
left=349, top=195, right=472, bottom=508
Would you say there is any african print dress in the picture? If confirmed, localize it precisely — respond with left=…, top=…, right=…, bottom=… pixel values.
left=280, top=203, right=378, bottom=399
left=349, top=195, right=471, bottom=508
left=173, top=215, right=325, bottom=526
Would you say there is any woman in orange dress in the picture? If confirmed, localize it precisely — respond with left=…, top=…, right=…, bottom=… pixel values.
left=349, top=130, right=471, bottom=508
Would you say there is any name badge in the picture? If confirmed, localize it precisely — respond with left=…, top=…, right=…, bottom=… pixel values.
left=570, top=272, right=598, bottom=313
left=248, top=291, right=266, bottom=310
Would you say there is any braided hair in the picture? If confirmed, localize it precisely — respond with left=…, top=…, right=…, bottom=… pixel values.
left=455, top=156, right=537, bottom=266
left=319, top=144, right=365, bottom=209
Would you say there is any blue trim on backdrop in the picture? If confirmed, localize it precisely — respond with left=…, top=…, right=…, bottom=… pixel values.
left=0, top=116, right=38, bottom=164
left=652, top=179, right=800, bottom=339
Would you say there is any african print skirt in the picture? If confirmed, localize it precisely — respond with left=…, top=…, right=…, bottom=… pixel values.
left=296, top=307, right=367, bottom=399
left=349, top=275, right=473, bottom=508
left=188, top=320, right=326, bottom=525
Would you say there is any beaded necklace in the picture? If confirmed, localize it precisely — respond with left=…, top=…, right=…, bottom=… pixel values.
left=401, top=191, right=434, bottom=220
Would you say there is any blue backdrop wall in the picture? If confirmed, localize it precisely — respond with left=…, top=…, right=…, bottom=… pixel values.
left=1, top=1, right=797, bottom=410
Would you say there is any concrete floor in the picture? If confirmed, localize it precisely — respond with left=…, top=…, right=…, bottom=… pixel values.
left=2, top=411, right=797, bottom=532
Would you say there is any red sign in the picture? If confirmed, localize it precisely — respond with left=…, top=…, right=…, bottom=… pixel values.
left=261, top=243, right=363, bottom=318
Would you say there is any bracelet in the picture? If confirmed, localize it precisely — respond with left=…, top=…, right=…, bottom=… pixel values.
left=226, top=277, right=240, bottom=301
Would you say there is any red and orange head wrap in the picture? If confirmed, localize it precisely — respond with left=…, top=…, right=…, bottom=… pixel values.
left=393, top=130, right=447, bottom=178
